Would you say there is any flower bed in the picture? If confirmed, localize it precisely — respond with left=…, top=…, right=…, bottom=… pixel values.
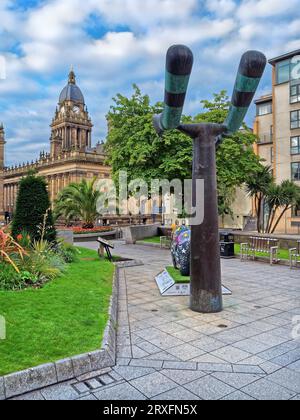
left=63, top=227, right=114, bottom=235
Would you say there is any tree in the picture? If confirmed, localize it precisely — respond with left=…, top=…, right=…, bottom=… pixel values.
left=12, top=174, right=56, bottom=242
left=265, top=180, right=300, bottom=234
left=54, top=178, right=102, bottom=229
left=246, top=165, right=274, bottom=233
left=194, top=91, right=263, bottom=217
left=246, top=168, right=300, bottom=233
left=105, top=85, right=193, bottom=187
left=105, top=87, right=262, bottom=216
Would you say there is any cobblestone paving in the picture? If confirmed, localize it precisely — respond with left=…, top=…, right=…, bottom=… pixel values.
left=14, top=241, right=300, bottom=400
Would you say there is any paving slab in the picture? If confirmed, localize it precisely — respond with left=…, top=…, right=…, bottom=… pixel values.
left=129, top=372, right=177, bottom=399
left=94, top=383, right=146, bottom=400
left=184, top=375, right=236, bottom=400
left=152, top=386, right=200, bottom=400
left=241, top=378, right=296, bottom=400
left=161, top=369, right=207, bottom=385
left=211, top=372, right=262, bottom=389
left=14, top=241, right=299, bottom=401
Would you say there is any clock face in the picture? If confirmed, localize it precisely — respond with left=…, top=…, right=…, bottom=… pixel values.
left=73, top=106, right=80, bottom=114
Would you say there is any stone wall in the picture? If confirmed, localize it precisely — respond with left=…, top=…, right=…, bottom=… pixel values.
left=122, top=224, right=160, bottom=244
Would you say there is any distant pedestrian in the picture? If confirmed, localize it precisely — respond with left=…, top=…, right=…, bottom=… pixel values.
left=4, top=211, right=10, bottom=225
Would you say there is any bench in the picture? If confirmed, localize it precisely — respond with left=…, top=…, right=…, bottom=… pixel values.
left=241, top=237, right=280, bottom=265
left=289, top=241, right=300, bottom=269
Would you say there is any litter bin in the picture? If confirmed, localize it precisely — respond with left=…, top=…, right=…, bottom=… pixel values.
left=220, top=231, right=235, bottom=259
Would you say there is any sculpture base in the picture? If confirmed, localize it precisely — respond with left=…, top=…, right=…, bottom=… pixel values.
left=190, top=289, right=223, bottom=314
left=155, top=270, right=231, bottom=300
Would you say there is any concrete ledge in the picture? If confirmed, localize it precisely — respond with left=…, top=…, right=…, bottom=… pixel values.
left=122, top=224, right=160, bottom=244
left=137, top=241, right=161, bottom=248
left=57, top=230, right=74, bottom=245
left=0, top=264, right=121, bottom=400
left=74, top=230, right=117, bottom=242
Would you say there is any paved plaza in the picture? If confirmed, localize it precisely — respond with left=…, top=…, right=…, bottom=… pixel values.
left=13, top=242, right=300, bottom=400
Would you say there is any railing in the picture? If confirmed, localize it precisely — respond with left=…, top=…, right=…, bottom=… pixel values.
left=257, top=134, right=273, bottom=144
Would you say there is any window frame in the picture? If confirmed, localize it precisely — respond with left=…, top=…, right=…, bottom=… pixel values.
left=257, top=102, right=272, bottom=117
left=291, top=136, right=300, bottom=155
left=290, top=84, right=300, bottom=104
left=293, top=204, right=300, bottom=218
left=291, top=162, right=300, bottom=181
left=291, top=110, right=300, bottom=130
left=276, top=59, right=292, bottom=84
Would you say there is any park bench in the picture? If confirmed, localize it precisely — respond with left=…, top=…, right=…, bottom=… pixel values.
left=289, top=241, right=300, bottom=269
left=160, top=230, right=173, bottom=249
left=240, top=236, right=280, bottom=265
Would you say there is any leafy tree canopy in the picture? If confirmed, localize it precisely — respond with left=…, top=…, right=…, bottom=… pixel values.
left=105, top=86, right=262, bottom=216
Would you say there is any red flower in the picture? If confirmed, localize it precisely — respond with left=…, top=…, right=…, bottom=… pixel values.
left=17, top=234, right=23, bottom=241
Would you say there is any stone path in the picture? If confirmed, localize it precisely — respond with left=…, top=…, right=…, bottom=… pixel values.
left=13, top=242, right=300, bottom=400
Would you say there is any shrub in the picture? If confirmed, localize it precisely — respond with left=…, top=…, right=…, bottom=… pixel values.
left=16, top=230, right=32, bottom=249
left=0, top=264, right=39, bottom=291
left=55, top=241, right=80, bottom=263
left=19, top=240, right=66, bottom=282
left=12, top=174, right=56, bottom=243
left=0, top=227, right=27, bottom=272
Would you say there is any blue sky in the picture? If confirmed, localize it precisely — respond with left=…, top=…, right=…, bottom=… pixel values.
left=0, top=0, right=300, bottom=166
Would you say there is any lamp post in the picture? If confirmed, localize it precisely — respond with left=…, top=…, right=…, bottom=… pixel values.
left=154, top=46, right=266, bottom=313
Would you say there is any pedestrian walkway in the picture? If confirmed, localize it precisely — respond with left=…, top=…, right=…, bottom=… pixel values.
left=14, top=242, right=300, bottom=400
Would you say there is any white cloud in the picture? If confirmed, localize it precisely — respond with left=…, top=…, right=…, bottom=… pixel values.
left=238, top=0, right=300, bottom=20
left=206, top=0, right=236, bottom=16
left=0, top=0, right=299, bottom=165
left=92, top=0, right=198, bottom=28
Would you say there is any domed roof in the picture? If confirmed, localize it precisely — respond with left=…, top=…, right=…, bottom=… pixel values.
left=59, top=69, right=85, bottom=104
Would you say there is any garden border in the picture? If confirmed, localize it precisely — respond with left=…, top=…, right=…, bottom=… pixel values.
left=0, top=260, right=143, bottom=400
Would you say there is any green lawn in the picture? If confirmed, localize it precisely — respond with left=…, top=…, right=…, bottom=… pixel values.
left=0, top=247, right=114, bottom=376
left=166, top=266, right=190, bottom=283
left=140, top=236, right=161, bottom=244
left=234, top=244, right=289, bottom=260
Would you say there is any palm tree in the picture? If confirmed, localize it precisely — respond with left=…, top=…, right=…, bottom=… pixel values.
left=266, top=180, right=300, bottom=234
left=246, top=165, right=273, bottom=233
left=54, top=178, right=102, bottom=228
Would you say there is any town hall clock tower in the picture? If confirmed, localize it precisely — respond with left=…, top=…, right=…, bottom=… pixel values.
left=50, top=68, right=93, bottom=158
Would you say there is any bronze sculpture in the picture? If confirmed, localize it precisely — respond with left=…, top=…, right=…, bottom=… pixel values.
left=154, top=45, right=266, bottom=313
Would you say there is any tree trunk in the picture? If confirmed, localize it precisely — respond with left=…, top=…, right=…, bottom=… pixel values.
left=270, top=206, right=290, bottom=234
left=256, top=194, right=262, bottom=233
left=266, top=205, right=278, bottom=234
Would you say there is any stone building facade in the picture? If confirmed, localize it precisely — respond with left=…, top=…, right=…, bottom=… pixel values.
left=0, top=70, right=111, bottom=218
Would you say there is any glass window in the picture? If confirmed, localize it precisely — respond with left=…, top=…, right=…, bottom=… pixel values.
left=293, top=204, right=300, bottom=217
left=291, top=162, right=300, bottom=181
left=291, top=136, right=300, bottom=155
left=276, top=60, right=291, bottom=84
left=270, top=147, right=274, bottom=163
left=290, top=84, right=300, bottom=103
left=257, top=102, right=272, bottom=116
left=291, top=110, right=300, bottom=129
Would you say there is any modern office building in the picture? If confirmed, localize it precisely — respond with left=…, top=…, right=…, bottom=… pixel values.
left=254, top=49, right=300, bottom=234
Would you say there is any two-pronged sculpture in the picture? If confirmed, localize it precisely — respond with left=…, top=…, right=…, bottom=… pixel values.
left=153, top=46, right=266, bottom=313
